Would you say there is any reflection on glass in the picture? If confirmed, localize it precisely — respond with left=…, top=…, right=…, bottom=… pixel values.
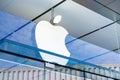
left=0, top=0, right=120, bottom=80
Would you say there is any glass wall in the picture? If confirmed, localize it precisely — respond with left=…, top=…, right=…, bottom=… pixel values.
left=0, top=39, right=120, bottom=79
left=0, top=0, right=120, bottom=79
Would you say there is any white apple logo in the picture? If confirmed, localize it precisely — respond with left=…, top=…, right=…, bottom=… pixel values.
left=35, top=15, right=70, bottom=65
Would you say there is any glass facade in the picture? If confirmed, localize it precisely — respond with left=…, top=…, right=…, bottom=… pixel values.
left=0, top=0, right=120, bottom=80
left=0, top=39, right=120, bottom=80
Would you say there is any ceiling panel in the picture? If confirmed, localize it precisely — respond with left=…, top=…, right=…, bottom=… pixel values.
left=0, top=0, right=62, bottom=20
left=81, top=23, right=120, bottom=51
left=95, top=0, right=116, bottom=5
left=73, top=0, right=120, bottom=21
left=73, top=0, right=103, bottom=11
left=72, top=0, right=120, bottom=53
left=107, top=0, right=120, bottom=13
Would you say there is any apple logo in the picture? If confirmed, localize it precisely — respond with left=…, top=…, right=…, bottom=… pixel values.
left=35, top=15, right=70, bottom=65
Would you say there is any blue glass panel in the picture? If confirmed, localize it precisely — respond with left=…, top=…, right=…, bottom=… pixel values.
left=0, top=10, right=120, bottom=65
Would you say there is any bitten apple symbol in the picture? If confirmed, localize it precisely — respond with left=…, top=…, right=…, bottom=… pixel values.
left=35, top=15, right=70, bottom=65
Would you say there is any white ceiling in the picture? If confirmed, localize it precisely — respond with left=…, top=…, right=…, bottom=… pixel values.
left=0, top=0, right=120, bottom=54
